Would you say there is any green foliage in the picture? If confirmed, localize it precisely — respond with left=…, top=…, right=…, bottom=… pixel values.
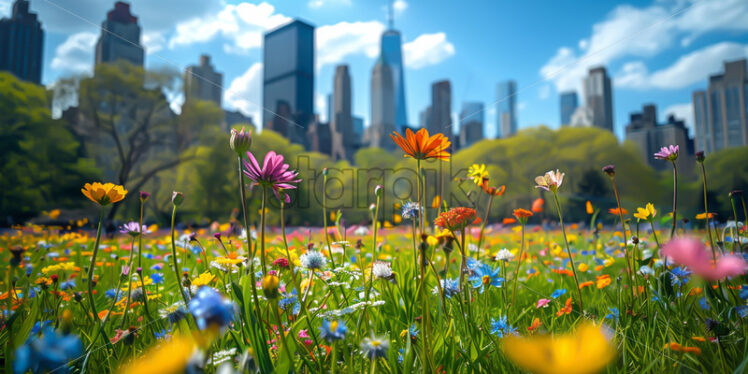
left=0, top=72, right=97, bottom=222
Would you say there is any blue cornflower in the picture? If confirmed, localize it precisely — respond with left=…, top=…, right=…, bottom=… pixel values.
left=361, top=336, right=389, bottom=359
left=397, top=348, right=405, bottom=363
left=150, top=273, right=164, bottom=284
left=699, top=297, right=710, bottom=310
left=150, top=263, right=163, bottom=271
left=551, top=289, right=567, bottom=299
left=300, top=250, right=327, bottom=270
left=670, top=267, right=691, bottom=287
left=279, top=292, right=300, bottom=315
left=188, top=287, right=236, bottom=330
left=154, top=329, right=170, bottom=340
left=105, top=289, right=117, bottom=299
left=737, top=305, right=748, bottom=318
left=466, top=257, right=482, bottom=271
left=25, top=264, right=33, bottom=276
left=739, top=285, right=748, bottom=300
left=59, top=280, right=76, bottom=291
left=468, top=264, right=503, bottom=294
left=401, top=201, right=421, bottom=220
left=319, top=319, right=348, bottom=342
left=29, top=320, right=53, bottom=337
left=490, top=315, right=517, bottom=338
left=434, top=278, right=460, bottom=298
left=14, top=327, right=82, bottom=374
left=605, top=307, right=619, bottom=322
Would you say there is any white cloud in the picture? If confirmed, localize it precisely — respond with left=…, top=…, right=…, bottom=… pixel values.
left=616, top=42, right=748, bottom=89
left=540, top=0, right=748, bottom=92
left=0, top=1, right=10, bottom=17
left=308, top=0, right=351, bottom=8
left=393, top=0, right=408, bottom=14
left=664, top=102, right=694, bottom=132
left=403, top=32, right=455, bottom=69
left=316, top=21, right=384, bottom=68
left=223, top=62, right=263, bottom=127
left=143, top=32, right=165, bottom=55
left=168, top=2, right=290, bottom=52
left=538, top=84, right=551, bottom=100
left=50, top=32, right=97, bottom=75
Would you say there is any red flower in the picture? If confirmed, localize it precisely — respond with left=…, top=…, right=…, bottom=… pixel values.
left=531, top=198, right=544, bottom=213
left=434, top=207, right=481, bottom=231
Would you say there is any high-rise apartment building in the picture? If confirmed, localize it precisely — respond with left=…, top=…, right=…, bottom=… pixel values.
left=496, top=80, right=517, bottom=137
left=428, top=80, right=451, bottom=134
left=560, top=91, right=578, bottom=126
left=0, top=0, right=43, bottom=84
left=625, top=104, right=694, bottom=175
left=184, top=54, right=223, bottom=106
left=459, top=102, right=484, bottom=149
left=95, top=2, right=144, bottom=67
left=583, top=66, right=614, bottom=132
left=330, top=64, right=355, bottom=161
left=368, top=56, right=395, bottom=150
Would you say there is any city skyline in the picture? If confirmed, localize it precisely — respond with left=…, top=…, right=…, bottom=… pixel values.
left=2, top=0, right=748, bottom=140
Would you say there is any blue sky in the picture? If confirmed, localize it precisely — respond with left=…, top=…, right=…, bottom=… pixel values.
left=4, top=0, right=748, bottom=139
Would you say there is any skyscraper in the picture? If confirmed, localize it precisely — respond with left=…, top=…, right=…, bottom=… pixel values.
left=692, top=59, right=748, bottom=153
left=559, top=91, right=578, bottom=126
left=0, top=0, right=44, bottom=84
left=625, top=104, right=694, bottom=175
left=459, top=102, right=484, bottom=149
left=95, top=2, right=144, bottom=67
left=428, top=80, right=451, bottom=134
left=184, top=54, right=223, bottom=106
left=496, top=80, right=517, bottom=138
left=380, top=27, right=408, bottom=129
left=368, top=56, right=395, bottom=150
left=262, top=19, right=315, bottom=145
left=330, top=64, right=355, bottom=161
left=583, top=66, right=614, bottom=132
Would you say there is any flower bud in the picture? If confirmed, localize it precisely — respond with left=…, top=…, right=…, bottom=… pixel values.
left=172, top=191, right=184, bottom=206
left=140, top=191, right=150, bottom=202
left=262, top=274, right=280, bottom=300
left=230, top=127, right=252, bottom=154
left=323, top=168, right=329, bottom=176
left=375, top=185, right=383, bottom=197
left=602, top=165, right=615, bottom=176
left=695, top=151, right=705, bottom=163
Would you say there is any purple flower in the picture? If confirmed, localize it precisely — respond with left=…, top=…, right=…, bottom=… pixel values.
left=119, top=222, right=149, bottom=237
left=243, top=151, right=301, bottom=203
left=654, top=145, right=679, bottom=161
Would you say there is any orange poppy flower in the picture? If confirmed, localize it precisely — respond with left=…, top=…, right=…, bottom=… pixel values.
left=390, top=128, right=450, bottom=160
left=82, top=182, right=128, bottom=206
left=608, top=207, right=628, bottom=215
left=527, top=317, right=542, bottom=332
left=556, top=297, right=572, bottom=316
left=502, top=218, right=517, bottom=225
left=513, top=208, right=534, bottom=219
left=531, top=198, right=544, bottom=213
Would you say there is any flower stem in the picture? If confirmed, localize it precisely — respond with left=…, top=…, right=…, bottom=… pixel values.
left=170, top=204, right=190, bottom=308
left=356, top=192, right=381, bottom=336
left=237, top=156, right=254, bottom=275
left=87, top=208, right=105, bottom=325
left=120, top=236, right=137, bottom=328
left=137, top=199, right=152, bottom=323
left=700, top=162, right=717, bottom=259
left=552, top=191, right=583, bottom=312
left=476, top=194, right=495, bottom=255
left=670, top=161, right=678, bottom=239
left=510, top=223, right=525, bottom=308
left=609, top=175, right=635, bottom=305
left=260, top=186, right=268, bottom=276
left=322, top=173, right=337, bottom=269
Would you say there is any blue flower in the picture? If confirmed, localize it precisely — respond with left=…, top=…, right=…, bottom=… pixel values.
left=25, top=264, right=33, bottom=276
left=670, top=267, right=691, bottom=287
left=300, top=250, right=327, bottom=270
left=739, top=285, right=748, bottom=300
left=466, top=257, right=482, bottom=271
left=105, top=289, right=118, bottom=299
left=279, top=292, right=300, bottom=315
left=434, top=278, right=460, bottom=298
left=737, top=305, right=748, bottom=318
left=361, top=336, right=389, bottom=359
left=154, top=329, right=170, bottom=340
left=150, top=273, right=164, bottom=285
left=551, top=289, right=567, bottom=299
left=699, top=297, right=710, bottom=310
left=14, top=327, right=82, bottom=374
left=468, top=264, right=503, bottom=294
left=150, top=263, right=163, bottom=271
left=188, top=287, right=236, bottom=330
left=490, top=315, right=517, bottom=338
left=605, top=307, right=619, bottom=322
left=319, top=319, right=348, bottom=342
left=60, top=280, right=76, bottom=291
left=29, top=320, right=53, bottom=337
left=401, top=201, right=421, bottom=220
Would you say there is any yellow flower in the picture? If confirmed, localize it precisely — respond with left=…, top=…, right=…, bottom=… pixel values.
left=41, top=262, right=75, bottom=275
left=468, top=163, right=488, bottom=185
left=501, top=323, right=615, bottom=374
left=695, top=212, right=715, bottom=219
left=118, top=335, right=195, bottom=374
left=634, top=203, right=656, bottom=220
left=585, top=201, right=594, bottom=215
left=191, top=272, right=215, bottom=287
left=81, top=182, right=127, bottom=206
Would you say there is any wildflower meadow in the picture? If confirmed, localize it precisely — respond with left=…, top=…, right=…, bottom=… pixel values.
left=2, top=127, right=748, bottom=374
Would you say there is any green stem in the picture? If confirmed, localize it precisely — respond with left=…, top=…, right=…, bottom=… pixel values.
left=552, top=191, right=583, bottom=312
left=511, top=223, right=525, bottom=308
left=170, top=204, right=190, bottom=308
left=356, top=192, right=380, bottom=336
left=476, top=194, right=495, bottom=255
left=238, top=156, right=254, bottom=275
left=120, top=236, right=137, bottom=328
left=670, top=161, right=678, bottom=239
left=322, top=173, right=338, bottom=269
left=700, top=162, right=717, bottom=259
left=87, top=208, right=105, bottom=324
left=260, top=186, right=268, bottom=275
left=137, top=199, right=153, bottom=322
left=610, top=175, right=635, bottom=305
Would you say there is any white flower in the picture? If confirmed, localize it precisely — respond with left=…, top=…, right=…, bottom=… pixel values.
left=300, top=250, right=327, bottom=270
left=535, top=169, right=564, bottom=192
left=494, top=248, right=514, bottom=261
left=371, top=261, right=393, bottom=279
left=354, top=226, right=369, bottom=236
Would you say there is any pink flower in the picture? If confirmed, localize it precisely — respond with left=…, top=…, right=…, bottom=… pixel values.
left=535, top=170, right=564, bottom=192
left=654, top=145, right=679, bottom=161
left=536, top=298, right=551, bottom=308
left=298, top=329, right=310, bottom=339
left=662, top=237, right=747, bottom=281
left=243, top=151, right=301, bottom=203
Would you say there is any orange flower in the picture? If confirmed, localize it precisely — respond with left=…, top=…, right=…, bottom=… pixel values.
left=531, top=198, right=544, bottom=213
left=82, top=182, right=128, bottom=206
left=390, top=128, right=450, bottom=160
left=556, top=298, right=572, bottom=316
left=579, top=281, right=594, bottom=289
left=502, top=218, right=517, bottom=225
left=527, top=317, right=542, bottom=332
left=513, top=208, right=533, bottom=219
left=596, top=274, right=611, bottom=289
left=695, top=212, right=715, bottom=219
left=585, top=200, right=594, bottom=215
left=431, top=195, right=441, bottom=209
left=481, top=181, right=506, bottom=196
left=608, top=207, right=628, bottom=215
left=434, top=207, right=480, bottom=231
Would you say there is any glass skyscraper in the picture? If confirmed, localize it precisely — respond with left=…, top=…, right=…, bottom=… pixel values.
left=496, top=80, right=517, bottom=138
left=559, top=91, right=578, bottom=126
left=0, top=0, right=44, bottom=84
left=262, top=19, right=315, bottom=145
left=95, top=2, right=144, bottom=68
left=381, top=29, right=408, bottom=128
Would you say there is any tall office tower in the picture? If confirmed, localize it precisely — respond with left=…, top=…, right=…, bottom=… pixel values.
left=184, top=54, right=223, bottom=106
left=0, top=0, right=43, bottom=84
left=428, top=80, right=451, bottom=134
left=625, top=104, right=694, bottom=175
left=380, top=4, right=408, bottom=129
left=559, top=91, right=578, bottom=126
left=330, top=64, right=355, bottom=161
left=459, top=102, right=484, bottom=149
left=262, top=19, right=315, bottom=145
left=368, top=56, right=395, bottom=150
left=692, top=59, right=748, bottom=153
left=496, top=80, right=517, bottom=138
left=583, top=66, right=614, bottom=132
left=95, top=2, right=144, bottom=67
left=353, top=116, right=364, bottom=137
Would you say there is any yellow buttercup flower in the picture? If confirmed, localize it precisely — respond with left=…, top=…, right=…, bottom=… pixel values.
left=191, top=272, right=215, bottom=287
left=118, top=335, right=196, bottom=374
left=82, top=182, right=127, bottom=206
left=633, top=203, right=656, bottom=220
left=468, top=164, right=488, bottom=185
left=502, top=323, right=615, bottom=374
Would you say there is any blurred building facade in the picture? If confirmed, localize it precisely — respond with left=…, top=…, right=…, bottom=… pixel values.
left=367, top=56, right=395, bottom=150
left=330, top=64, right=356, bottom=161
left=184, top=54, right=223, bottom=106
left=95, top=2, right=144, bottom=67
left=625, top=103, right=694, bottom=174
left=0, top=0, right=43, bottom=84
left=692, top=59, right=748, bottom=154
left=381, top=27, right=408, bottom=130
left=583, top=66, right=614, bottom=132
left=428, top=80, right=451, bottom=134
left=496, top=80, right=517, bottom=137
left=560, top=91, right=578, bottom=126
left=262, top=19, right=315, bottom=146
left=459, top=101, right=484, bottom=149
